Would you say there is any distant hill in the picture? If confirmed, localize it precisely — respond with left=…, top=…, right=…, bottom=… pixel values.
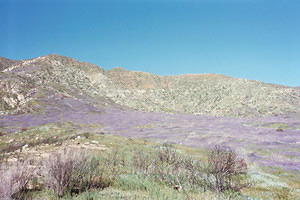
left=1, top=54, right=300, bottom=116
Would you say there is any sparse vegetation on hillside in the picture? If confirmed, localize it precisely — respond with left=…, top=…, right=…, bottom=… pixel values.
left=1, top=55, right=300, bottom=117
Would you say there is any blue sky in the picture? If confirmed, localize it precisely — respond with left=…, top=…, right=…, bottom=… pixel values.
left=0, top=0, right=299, bottom=86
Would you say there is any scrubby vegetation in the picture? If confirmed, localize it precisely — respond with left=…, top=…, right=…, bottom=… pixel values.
left=206, top=145, right=249, bottom=193
left=42, top=148, right=119, bottom=197
left=1, top=128, right=299, bottom=199
left=0, top=158, right=36, bottom=200
left=0, top=142, right=251, bottom=200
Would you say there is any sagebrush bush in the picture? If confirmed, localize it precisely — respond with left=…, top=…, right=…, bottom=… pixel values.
left=133, top=143, right=204, bottom=192
left=151, top=144, right=187, bottom=189
left=42, top=148, right=88, bottom=197
left=70, top=156, right=103, bottom=193
left=156, top=143, right=180, bottom=165
left=132, top=143, right=249, bottom=195
left=133, top=149, right=154, bottom=176
left=42, top=148, right=124, bottom=197
left=70, top=152, right=123, bottom=193
left=0, top=159, right=36, bottom=200
left=206, top=145, right=249, bottom=193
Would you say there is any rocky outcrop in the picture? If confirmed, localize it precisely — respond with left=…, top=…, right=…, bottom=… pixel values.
left=0, top=73, right=36, bottom=114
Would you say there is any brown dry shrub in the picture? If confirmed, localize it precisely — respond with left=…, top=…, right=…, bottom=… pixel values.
left=42, top=148, right=122, bottom=197
left=0, top=158, right=36, bottom=200
left=206, top=145, right=249, bottom=193
left=42, top=148, right=87, bottom=197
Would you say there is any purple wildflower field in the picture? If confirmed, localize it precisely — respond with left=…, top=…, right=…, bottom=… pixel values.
left=1, top=94, right=300, bottom=171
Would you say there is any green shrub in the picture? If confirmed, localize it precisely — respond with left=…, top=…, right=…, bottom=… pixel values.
left=132, top=143, right=250, bottom=195
left=132, top=143, right=204, bottom=192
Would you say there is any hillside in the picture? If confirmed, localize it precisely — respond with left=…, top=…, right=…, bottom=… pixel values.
left=0, top=56, right=21, bottom=71
left=1, top=54, right=299, bottom=117
left=1, top=54, right=300, bottom=199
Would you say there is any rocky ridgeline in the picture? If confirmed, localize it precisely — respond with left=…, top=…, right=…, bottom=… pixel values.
left=1, top=54, right=300, bottom=117
left=0, top=56, right=21, bottom=71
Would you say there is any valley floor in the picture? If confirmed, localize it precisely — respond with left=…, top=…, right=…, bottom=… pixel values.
left=0, top=106, right=300, bottom=199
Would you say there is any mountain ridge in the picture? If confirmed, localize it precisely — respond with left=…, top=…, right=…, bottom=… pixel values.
left=2, top=54, right=293, bottom=88
left=1, top=54, right=299, bottom=117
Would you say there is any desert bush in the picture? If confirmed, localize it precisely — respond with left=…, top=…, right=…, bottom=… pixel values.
left=133, top=149, right=154, bottom=176
left=42, top=148, right=88, bottom=197
left=42, top=148, right=123, bottom=197
left=70, top=156, right=102, bottom=193
left=0, top=158, right=36, bottom=200
left=70, top=154, right=119, bottom=193
left=156, top=143, right=180, bottom=165
left=206, top=145, right=249, bottom=193
left=151, top=145, right=185, bottom=189
left=105, top=150, right=125, bottom=178
left=133, top=143, right=204, bottom=192
left=153, top=145, right=205, bottom=192
left=132, top=143, right=249, bottom=195
left=181, top=156, right=204, bottom=189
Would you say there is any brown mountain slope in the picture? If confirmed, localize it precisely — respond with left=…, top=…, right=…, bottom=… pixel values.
left=1, top=54, right=300, bottom=117
left=0, top=56, right=21, bottom=71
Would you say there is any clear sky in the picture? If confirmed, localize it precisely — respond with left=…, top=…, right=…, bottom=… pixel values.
left=1, top=0, right=299, bottom=86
